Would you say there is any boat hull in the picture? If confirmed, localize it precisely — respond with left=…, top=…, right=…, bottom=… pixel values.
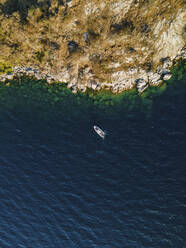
left=93, top=126, right=105, bottom=139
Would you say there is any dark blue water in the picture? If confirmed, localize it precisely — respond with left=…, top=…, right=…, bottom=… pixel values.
left=0, top=85, right=186, bottom=247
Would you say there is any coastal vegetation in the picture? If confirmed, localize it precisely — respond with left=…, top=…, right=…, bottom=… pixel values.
left=0, top=60, right=12, bottom=74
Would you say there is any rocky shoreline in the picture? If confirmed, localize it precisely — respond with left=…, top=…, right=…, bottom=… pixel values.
left=0, top=46, right=185, bottom=94
left=0, top=0, right=185, bottom=94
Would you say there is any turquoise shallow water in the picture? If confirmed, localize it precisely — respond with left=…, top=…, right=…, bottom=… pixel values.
left=0, top=74, right=186, bottom=247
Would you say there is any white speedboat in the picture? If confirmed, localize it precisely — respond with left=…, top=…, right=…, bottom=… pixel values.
left=93, top=125, right=106, bottom=139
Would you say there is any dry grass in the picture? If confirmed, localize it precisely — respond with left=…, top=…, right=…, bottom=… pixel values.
left=0, top=0, right=185, bottom=76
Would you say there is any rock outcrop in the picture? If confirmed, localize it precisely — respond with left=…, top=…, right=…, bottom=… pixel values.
left=0, top=0, right=185, bottom=93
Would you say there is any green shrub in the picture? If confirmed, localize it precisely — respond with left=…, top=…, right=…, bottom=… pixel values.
left=0, top=61, right=13, bottom=74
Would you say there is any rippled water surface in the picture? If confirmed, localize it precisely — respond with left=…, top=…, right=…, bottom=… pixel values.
left=0, top=83, right=186, bottom=248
